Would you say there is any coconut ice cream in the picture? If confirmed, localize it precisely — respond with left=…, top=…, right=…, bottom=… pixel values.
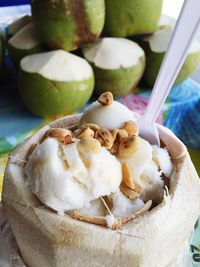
left=25, top=136, right=122, bottom=213
left=24, top=92, right=173, bottom=226
left=18, top=50, right=94, bottom=117
left=83, top=38, right=145, bottom=96
left=143, top=26, right=200, bottom=86
left=2, top=92, right=200, bottom=267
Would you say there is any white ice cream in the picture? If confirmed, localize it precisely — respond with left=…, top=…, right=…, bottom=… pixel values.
left=79, top=100, right=137, bottom=130
left=25, top=96, right=173, bottom=217
left=111, top=190, right=144, bottom=217
left=152, top=145, right=173, bottom=178
left=25, top=137, right=122, bottom=213
left=79, top=199, right=106, bottom=217
left=118, top=137, right=173, bottom=202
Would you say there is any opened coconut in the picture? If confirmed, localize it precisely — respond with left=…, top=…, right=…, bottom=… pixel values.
left=7, top=15, right=32, bottom=39
left=2, top=92, right=200, bottom=267
left=143, top=26, right=200, bottom=86
left=18, top=50, right=94, bottom=117
left=83, top=38, right=145, bottom=96
left=30, top=0, right=105, bottom=51
left=8, top=22, right=44, bottom=66
left=104, top=0, right=163, bottom=37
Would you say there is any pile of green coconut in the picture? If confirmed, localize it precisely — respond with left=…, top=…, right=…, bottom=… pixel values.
left=3, top=0, right=200, bottom=117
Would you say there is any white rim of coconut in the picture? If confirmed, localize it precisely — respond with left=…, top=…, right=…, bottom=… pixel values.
left=83, top=38, right=145, bottom=70
left=8, top=22, right=41, bottom=50
left=8, top=15, right=32, bottom=35
left=20, top=50, right=93, bottom=82
left=144, top=26, right=200, bottom=53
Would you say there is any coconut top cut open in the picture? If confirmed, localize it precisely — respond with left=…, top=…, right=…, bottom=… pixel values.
left=144, top=26, right=200, bottom=53
left=83, top=38, right=144, bottom=70
left=20, top=50, right=93, bottom=82
left=8, top=22, right=41, bottom=50
left=8, top=15, right=32, bottom=36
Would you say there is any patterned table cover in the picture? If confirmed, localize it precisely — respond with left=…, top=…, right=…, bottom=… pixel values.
left=0, top=5, right=200, bottom=266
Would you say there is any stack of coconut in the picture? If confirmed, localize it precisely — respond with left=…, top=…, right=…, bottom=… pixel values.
left=4, top=0, right=200, bottom=117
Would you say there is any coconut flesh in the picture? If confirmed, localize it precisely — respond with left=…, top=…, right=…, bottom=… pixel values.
left=20, top=50, right=93, bottom=82
left=83, top=38, right=144, bottom=70
left=9, top=22, right=41, bottom=51
left=144, top=26, right=200, bottom=53
left=8, top=22, right=43, bottom=66
left=83, top=38, right=145, bottom=96
left=18, top=50, right=94, bottom=117
left=8, top=15, right=32, bottom=37
left=2, top=95, right=200, bottom=266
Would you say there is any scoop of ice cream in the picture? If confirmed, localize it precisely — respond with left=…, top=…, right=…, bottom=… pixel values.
left=79, top=100, right=137, bottom=130
left=110, top=190, right=144, bottom=217
left=25, top=137, right=122, bottom=213
left=152, top=145, right=173, bottom=177
left=117, top=136, right=173, bottom=202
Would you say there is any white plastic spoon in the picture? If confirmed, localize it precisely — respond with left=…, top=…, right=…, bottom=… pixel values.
left=138, top=0, right=200, bottom=146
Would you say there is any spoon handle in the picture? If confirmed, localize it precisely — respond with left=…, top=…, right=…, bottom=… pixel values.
left=144, top=0, right=200, bottom=123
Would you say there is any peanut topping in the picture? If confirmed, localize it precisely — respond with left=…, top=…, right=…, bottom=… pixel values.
left=122, top=163, right=135, bottom=190
left=95, top=128, right=114, bottom=150
left=73, top=128, right=82, bottom=138
left=110, top=142, right=119, bottom=154
left=77, top=137, right=101, bottom=153
left=64, top=135, right=73, bottom=145
left=78, top=127, right=94, bottom=139
left=43, top=128, right=72, bottom=143
left=120, top=183, right=140, bottom=200
left=111, top=129, right=119, bottom=141
left=118, top=129, right=129, bottom=141
left=98, top=92, right=113, bottom=106
left=118, top=136, right=139, bottom=158
left=122, top=121, right=138, bottom=136
left=80, top=123, right=100, bottom=131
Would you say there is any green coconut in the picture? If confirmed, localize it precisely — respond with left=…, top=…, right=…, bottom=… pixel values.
left=104, top=0, right=163, bottom=37
left=8, top=22, right=45, bottom=67
left=83, top=38, right=145, bottom=96
left=18, top=50, right=94, bottom=117
left=7, top=15, right=32, bottom=39
left=143, top=27, right=200, bottom=87
left=30, top=0, right=105, bottom=51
